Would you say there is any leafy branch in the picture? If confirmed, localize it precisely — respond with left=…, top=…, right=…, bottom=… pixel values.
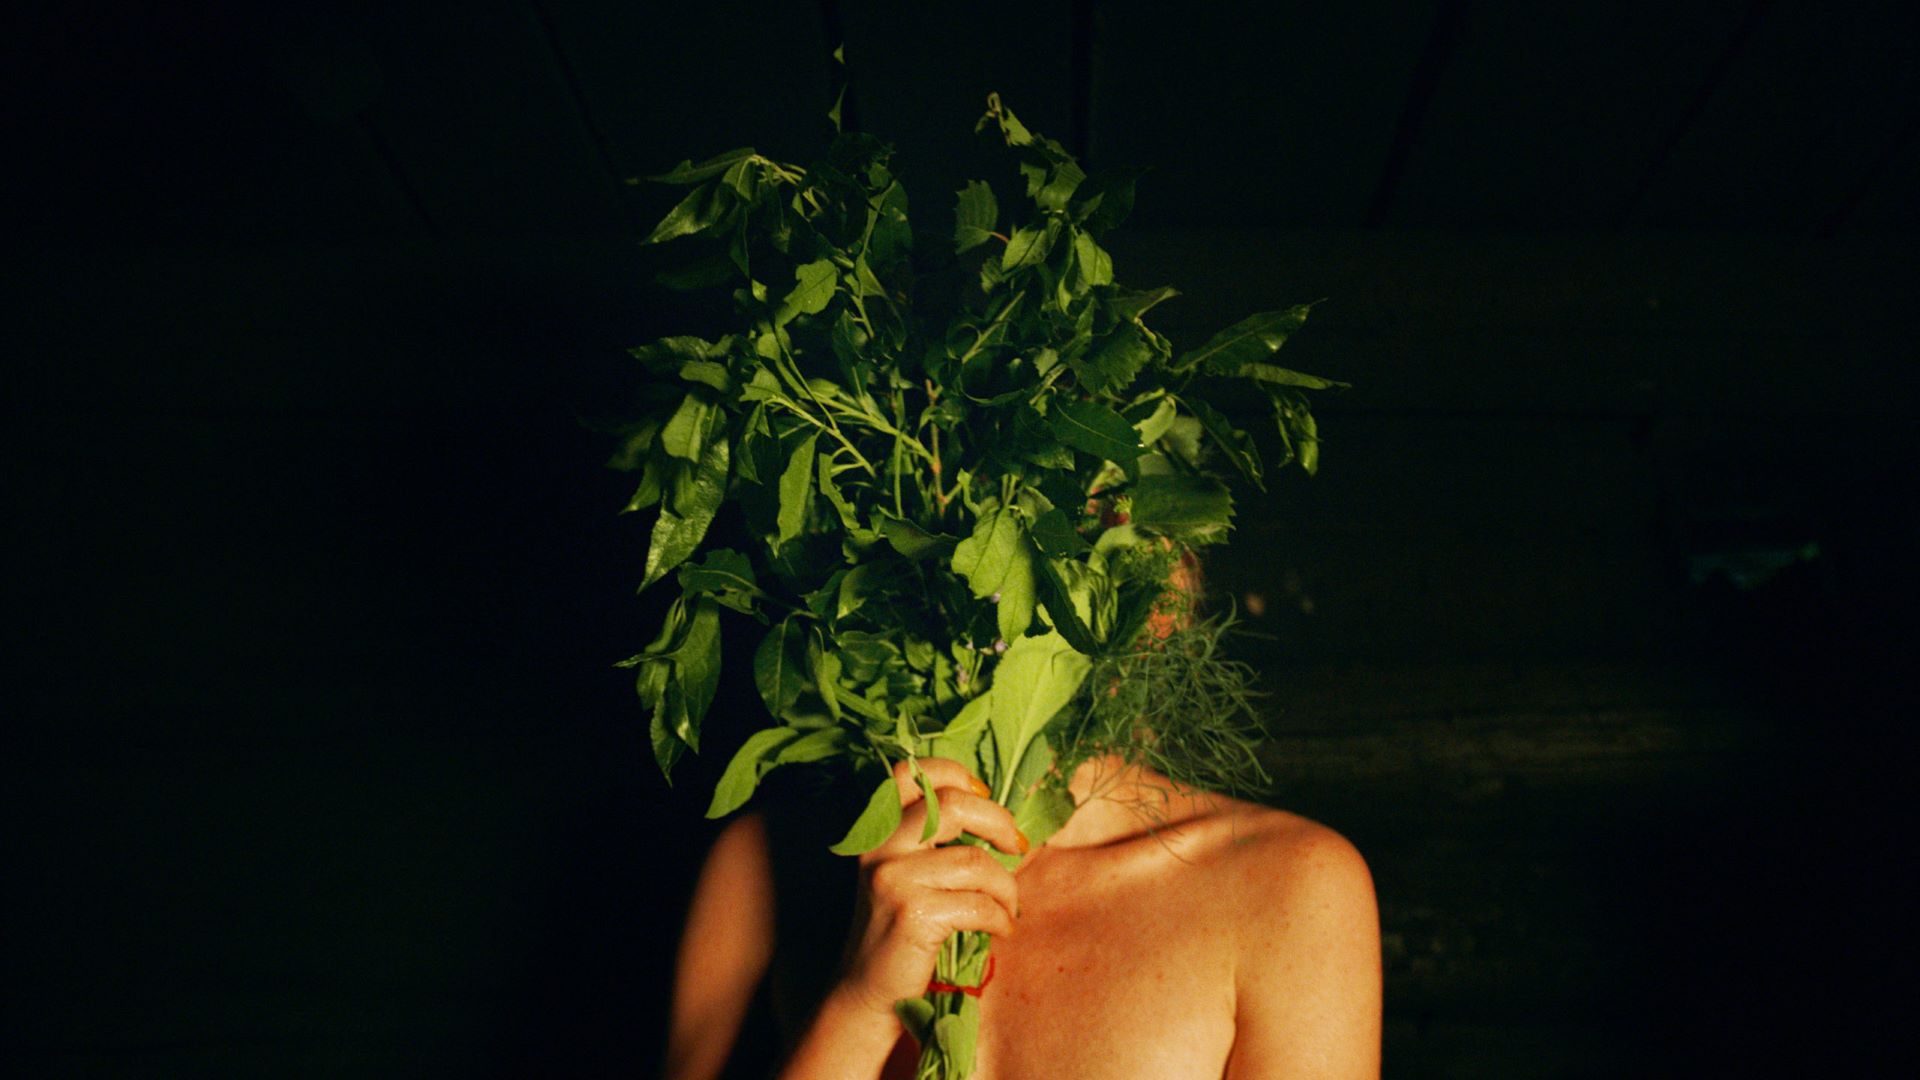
left=612, top=91, right=1347, bottom=1080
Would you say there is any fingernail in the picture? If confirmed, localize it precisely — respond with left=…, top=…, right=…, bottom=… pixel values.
left=1016, top=829, right=1031, bottom=854
left=971, top=778, right=992, bottom=798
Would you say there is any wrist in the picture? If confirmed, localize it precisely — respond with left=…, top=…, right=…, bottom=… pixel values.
left=820, top=980, right=907, bottom=1035
left=779, top=985, right=905, bottom=1079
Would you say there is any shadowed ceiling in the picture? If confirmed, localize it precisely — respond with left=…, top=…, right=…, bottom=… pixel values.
left=15, top=0, right=1917, bottom=245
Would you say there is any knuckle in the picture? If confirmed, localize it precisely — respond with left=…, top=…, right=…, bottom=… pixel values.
left=869, top=859, right=906, bottom=895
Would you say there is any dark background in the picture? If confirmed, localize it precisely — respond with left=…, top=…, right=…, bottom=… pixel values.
left=7, top=1, right=1918, bottom=1076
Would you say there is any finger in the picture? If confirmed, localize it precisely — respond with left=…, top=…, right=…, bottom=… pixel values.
left=899, top=887, right=1017, bottom=946
left=884, top=793, right=1027, bottom=857
left=891, top=757, right=992, bottom=805
left=922, top=790, right=1028, bottom=856
left=884, top=846, right=1019, bottom=919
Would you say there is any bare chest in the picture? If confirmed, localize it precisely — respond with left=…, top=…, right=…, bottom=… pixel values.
left=898, top=851, right=1241, bottom=1079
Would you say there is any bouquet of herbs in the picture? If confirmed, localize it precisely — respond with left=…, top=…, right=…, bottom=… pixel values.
left=615, top=93, right=1343, bottom=1078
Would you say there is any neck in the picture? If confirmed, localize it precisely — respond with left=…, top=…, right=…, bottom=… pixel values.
left=1041, top=754, right=1215, bottom=850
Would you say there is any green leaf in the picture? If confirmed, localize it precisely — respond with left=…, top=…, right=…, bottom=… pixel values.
left=648, top=147, right=757, bottom=185
left=719, top=157, right=759, bottom=200
left=894, top=998, right=936, bottom=1046
left=1027, top=508, right=1092, bottom=557
left=836, top=630, right=900, bottom=682
left=1034, top=159, right=1086, bottom=212
left=1107, top=284, right=1179, bottom=322
left=644, top=182, right=728, bottom=245
left=1129, top=474, right=1234, bottom=541
left=1005, top=405, right=1073, bottom=471
left=871, top=181, right=912, bottom=265
left=776, top=432, right=817, bottom=545
left=1297, top=410, right=1321, bottom=475
left=659, top=392, right=715, bottom=462
left=1174, top=305, right=1312, bottom=375
left=1183, top=396, right=1265, bottom=490
left=954, top=180, right=998, bottom=253
left=851, top=255, right=886, bottom=298
left=630, top=335, right=723, bottom=372
left=706, top=727, right=803, bottom=818
left=674, top=597, right=723, bottom=746
left=776, top=258, right=839, bottom=326
left=1015, top=782, right=1075, bottom=851
left=977, top=91, right=1033, bottom=146
left=641, top=437, right=730, bottom=591
left=1157, top=415, right=1205, bottom=468
left=836, top=562, right=880, bottom=622
left=880, top=515, right=958, bottom=561
left=678, top=360, right=732, bottom=393
left=775, top=727, right=850, bottom=765
left=810, top=638, right=844, bottom=722
left=928, top=692, right=993, bottom=771
left=986, top=631, right=1091, bottom=800
left=951, top=509, right=1037, bottom=645
left=1045, top=399, right=1141, bottom=474
left=830, top=774, right=904, bottom=855
left=1269, top=390, right=1323, bottom=476
left=1240, top=363, right=1347, bottom=390
left=1078, top=168, right=1141, bottom=234
left=677, top=548, right=762, bottom=615
left=1132, top=396, right=1179, bottom=447
left=621, top=457, right=663, bottom=514
left=1001, top=220, right=1058, bottom=270
left=650, top=707, right=683, bottom=780
left=1003, top=734, right=1056, bottom=815
left=753, top=616, right=810, bottom=717
left=1071, top=230, right=1113, bottom=290
left=1035, top=555, right=1099, bottom=654
left=935, top=1010, right=980, bottom=1075
left=914, top=761, right=941, bottom=842
left=816, top=456, right=866, bottom=539
left=1070, top=322, right=1151, bottom=393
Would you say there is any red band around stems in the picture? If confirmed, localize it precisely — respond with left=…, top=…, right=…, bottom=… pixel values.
left=925, top=954, right=996, bottom=997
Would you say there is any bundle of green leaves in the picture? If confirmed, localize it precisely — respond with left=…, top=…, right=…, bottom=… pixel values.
left=615, top=93, right=1343, bottom=1076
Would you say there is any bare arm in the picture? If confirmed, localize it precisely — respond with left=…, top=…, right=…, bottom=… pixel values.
left=1225, top=824, right=1382, bottom=1079
left=662, top=814, right=777, bottom=1080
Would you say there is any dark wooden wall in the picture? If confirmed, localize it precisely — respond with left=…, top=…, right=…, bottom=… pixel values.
left=7, top=2, right=1917, bottom=1076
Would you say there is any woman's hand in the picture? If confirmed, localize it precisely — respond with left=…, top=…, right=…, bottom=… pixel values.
left=778, top=758, right=1027, bottom=1079
left=835, top=757, right=1028, bottom=1017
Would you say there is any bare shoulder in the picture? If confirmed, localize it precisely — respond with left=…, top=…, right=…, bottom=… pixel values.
left=707, top=809, right=771, bottom=871
left=1185, top=798, right=1378, bottom=957
left=1188, top=799, right=1382, bottom=1076
left=1188, top=796, right=1370, bottom=879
